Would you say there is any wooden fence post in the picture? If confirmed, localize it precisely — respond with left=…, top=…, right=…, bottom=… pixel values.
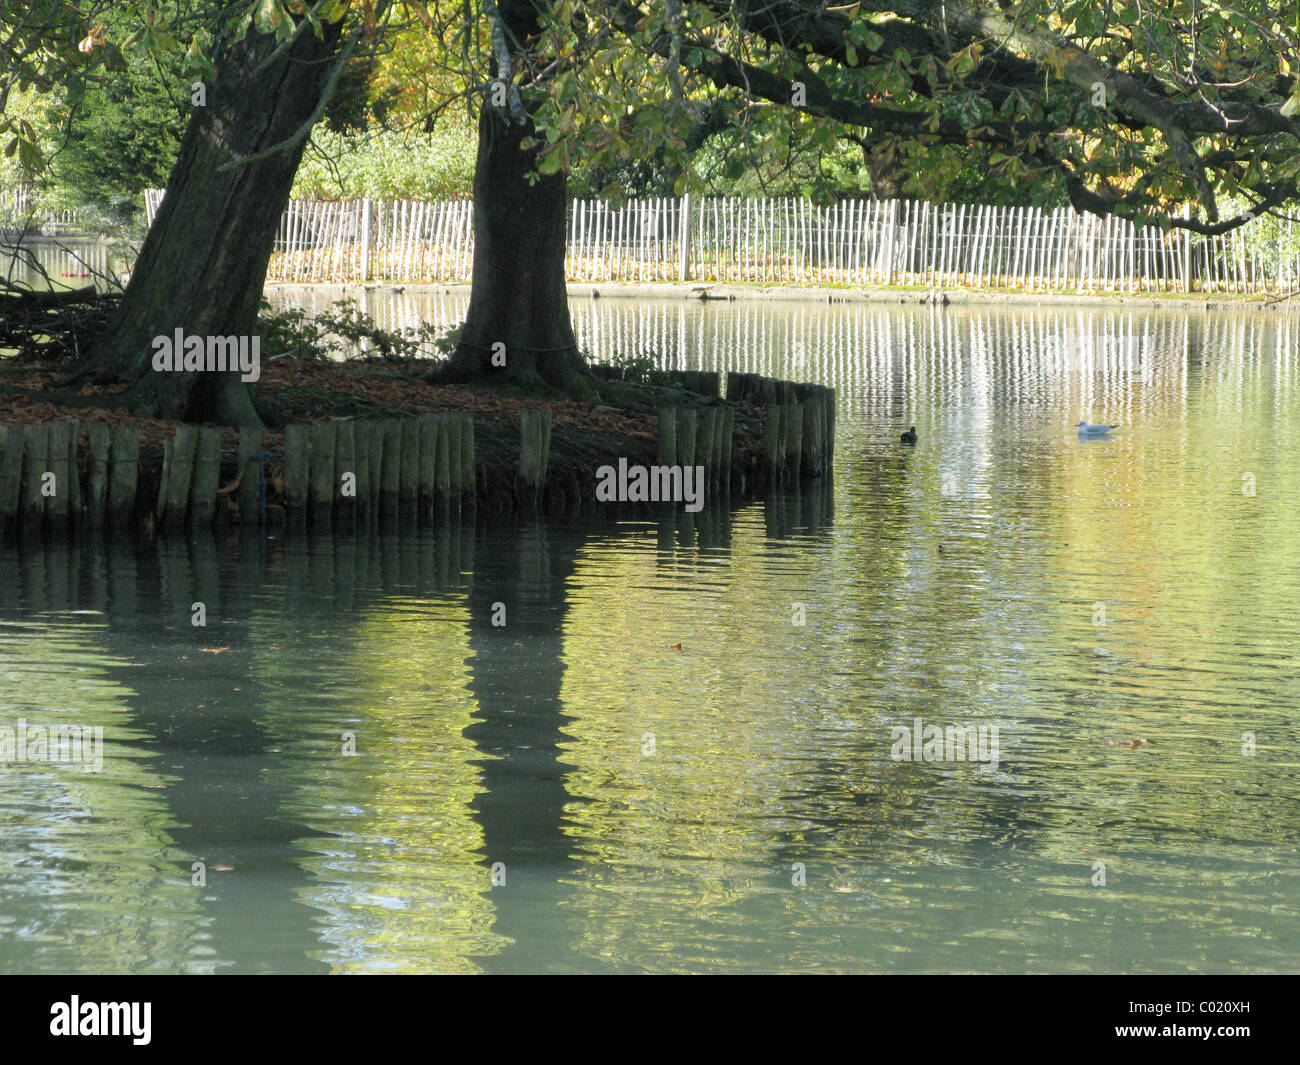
left=360, top=197, right=371, bottom=281
left=678, top=192, right=693, bottom=282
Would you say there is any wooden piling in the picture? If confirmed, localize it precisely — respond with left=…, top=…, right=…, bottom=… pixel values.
left=656, top=407, right=677, bottom=466
left=236, top=428, right=264, bottom=523
left=107, top=426, right=139, bottom=528
left=399, top=418, right=419, bottom=512
left=361, top=421, right=384, bottom=517
left=783, top=403, right=804, bottom=480
left=283, top=425, right=309, bottom=519
left=189, top=427, right=222, bottom=526
left=158, top=425, right=198, bottom=528
left=824, top=386, right=837, bottom=463
left=429, top=415, right=448, bottom=509
left=458, top=414, right=475, bottom=506
left=764, top=405, right=785, bottom=486
left=308, top=422, right=337, bottom=524
left=696, top=407, right=718, bottom=481
left=85, top=423, right=115, bottom=527
left=0, top=425, right=23, bottom=532
left=678, top=408, right=698, bottom=466
left=381, top=420, right=401, bottom=517
left=417, top=414, right=438, bottom=512
left=519, top=408, right=553, bottom=505
left=445, top=413, right=462, bottom=502
left=45, top=420, right=74, bottom=533
left=334, top=420, right=357, bottom=522
left=21, top=424, right=49, bottom=531
left=801, top=397, right=824, bottom=476
left=719, top=406, right=734, bottom=493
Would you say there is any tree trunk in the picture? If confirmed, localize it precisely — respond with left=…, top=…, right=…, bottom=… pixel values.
left=82, top=22, right=345, bottom=427
left=441, top=1, right=592, bottom=398
left=442, top=104, right=590, bottom=396
left=862, top=138, right=907, bottom=200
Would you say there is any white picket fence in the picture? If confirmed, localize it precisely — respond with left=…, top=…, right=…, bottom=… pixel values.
left=143, top=189, right=1300, bottom=294
left=2, top=184, right=83, bottom=229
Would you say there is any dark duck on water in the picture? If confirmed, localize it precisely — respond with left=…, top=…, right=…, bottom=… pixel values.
left=900, top=426, right=918, bottom=445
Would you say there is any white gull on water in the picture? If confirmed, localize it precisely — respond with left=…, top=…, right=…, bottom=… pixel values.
left=1076, top=420, right=1118, bottom=436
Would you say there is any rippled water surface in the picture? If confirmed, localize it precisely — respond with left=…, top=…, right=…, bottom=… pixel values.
left=2, top=297, right=1299, bottom=972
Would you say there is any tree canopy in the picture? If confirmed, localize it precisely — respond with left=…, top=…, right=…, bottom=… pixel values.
left=459, top=1, right=1300, bottom=230
left=7, top=1, right=1300, bottom=422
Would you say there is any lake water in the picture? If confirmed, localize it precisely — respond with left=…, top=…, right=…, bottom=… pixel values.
left=2, top=294, right=1299, bottom=973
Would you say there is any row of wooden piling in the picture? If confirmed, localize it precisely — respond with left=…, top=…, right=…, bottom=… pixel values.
left=279, top=413, right=475, bottom=525
left=0, top=413, right=479, bottom=535
left=1, top=372, right=835, bottom=534
left=654, top=404, right=734, bottom=490
left=727, top=373, right=836, bottom=486
left=1, top=420, right=140, bottom=533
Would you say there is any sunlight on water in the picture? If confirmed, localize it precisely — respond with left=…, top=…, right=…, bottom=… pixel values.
left=2, top=299, right=1299, bottom=972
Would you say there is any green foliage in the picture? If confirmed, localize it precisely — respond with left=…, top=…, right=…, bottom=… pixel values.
left=607, top=349, right=679, bottom=386
left=257, top=297, right=444, bottom=361
left=293, top=123, right=477, bottom=199
left=42, top=63, right=185, bottom=219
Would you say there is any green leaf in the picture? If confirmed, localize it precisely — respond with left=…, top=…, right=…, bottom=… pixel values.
left=255, top=0, right=285, bottom=35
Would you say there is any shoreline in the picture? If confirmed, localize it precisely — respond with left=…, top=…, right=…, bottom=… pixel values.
left=0, top=361, right=826, bottom=536
left=267, top=279, right=1299, bottom=312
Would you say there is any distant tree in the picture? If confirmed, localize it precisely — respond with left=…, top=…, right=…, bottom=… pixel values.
left=45, top=65, right=186, bottom=220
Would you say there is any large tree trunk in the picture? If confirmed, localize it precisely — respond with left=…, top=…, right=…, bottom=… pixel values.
left=862, top=137, right=907, bottom=200
left=81, top=22, right=345, bottom=427
left=441, top=2, right=592, bottom=398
